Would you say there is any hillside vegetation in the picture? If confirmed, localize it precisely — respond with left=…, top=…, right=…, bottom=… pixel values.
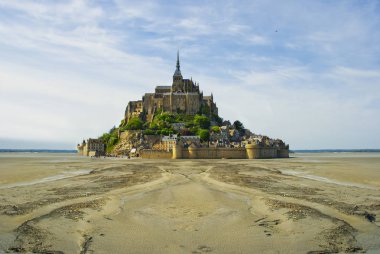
left=98, top=111, right=242, bottom=154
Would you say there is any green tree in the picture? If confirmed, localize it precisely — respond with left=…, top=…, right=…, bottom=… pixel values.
left=183, top=114, right=195, bottom=123
left=143, top=129, right=156, bottom=135
left=149, top=121, right=159, bottom=130
left=175, top=114, right=185, bottom=122
left=108, top=136, right=118, bottom=146
left=126, top=117, right=144, bottom=130
left=109, top=125, right=116, bottom=134
left=99, top=133, right=111, bottom=144
left=189, top=126, right=199, bottom=135
left=212, top=114, right=223, bottom=126
left=198, top=129, right=210, bottom=141
left=233, top=120, right=244, bottom=131
left=158, top=128, right=172, bottom=136
left=211, top=125, right=220, bottom=132
left=155, top=112, right=176, bottom=123
left=154, top=108, right=163, bottom=115
left=194, top=115, right=211, bottom=129
left=199, top=104, right=210, bottom=115
left=185, top=122, right=195, bottom=128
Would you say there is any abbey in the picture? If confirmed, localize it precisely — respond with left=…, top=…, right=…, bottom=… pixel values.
left=125, top=52, right=218, bottom=123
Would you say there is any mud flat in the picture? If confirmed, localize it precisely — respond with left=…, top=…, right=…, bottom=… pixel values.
left=0, top=153, right=380, bottom=253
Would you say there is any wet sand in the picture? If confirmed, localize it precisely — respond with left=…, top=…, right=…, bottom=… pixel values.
left=0, top=153, right=379, bottom=253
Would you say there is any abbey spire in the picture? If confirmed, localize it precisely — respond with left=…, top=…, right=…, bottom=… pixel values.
left=176, top=50, right=180, bottom=71
left=173, top=50, right=182, bottom=79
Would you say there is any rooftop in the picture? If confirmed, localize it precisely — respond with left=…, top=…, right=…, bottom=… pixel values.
left=155, top=86, right=171, bottom=89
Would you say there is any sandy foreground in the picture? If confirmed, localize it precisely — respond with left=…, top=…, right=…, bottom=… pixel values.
left=0, top=153, right=380, bottom=253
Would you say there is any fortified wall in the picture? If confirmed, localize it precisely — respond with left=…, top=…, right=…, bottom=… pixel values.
left=140, top=143, right=289, bottom=159
left=139, top=150, right=173, bottom=159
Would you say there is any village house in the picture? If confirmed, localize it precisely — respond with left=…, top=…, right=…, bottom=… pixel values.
left=160, top=134, right=178, bottom=151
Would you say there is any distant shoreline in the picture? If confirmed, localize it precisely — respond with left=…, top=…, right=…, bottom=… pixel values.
left=0, top=149, right=76, bottom=153
left=1, top=149, right=380, bottom=153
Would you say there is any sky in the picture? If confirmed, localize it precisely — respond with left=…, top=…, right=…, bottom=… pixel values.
left=0, top=0, right=380, bottom=150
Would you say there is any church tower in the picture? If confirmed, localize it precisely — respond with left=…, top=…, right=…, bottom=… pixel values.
left=172, top=51, right=183, bottom=92
left=173, top=50, right=182, bottom=80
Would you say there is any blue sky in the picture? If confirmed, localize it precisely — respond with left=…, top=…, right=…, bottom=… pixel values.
left=0, top=0, right=379, bottom=149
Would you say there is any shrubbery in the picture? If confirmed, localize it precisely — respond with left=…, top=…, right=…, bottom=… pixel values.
left=211, top=125, right=220, bottom=132
left=233, top=120, right=244, bottom=131
left=102, top=111, right=235, bottom=153
left=213, top=114, right=223, bottom=126
left=143, top=129, right=155, bottom=135
left=125, top=117, right=144, bottom=130
left=194, top=115, right=210, bottom=129
left=197, top=129, right=210, bottom=141
left=233, top=120, right=245, bottom=135
left=100, top=127, right=119, bottom=154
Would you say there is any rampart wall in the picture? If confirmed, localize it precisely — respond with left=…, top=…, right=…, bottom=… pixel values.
left=141, top=144, right=289, bottom=159
left=181, top=147, right=247, bottom=159
left=140, top=150, right=172, bottom=159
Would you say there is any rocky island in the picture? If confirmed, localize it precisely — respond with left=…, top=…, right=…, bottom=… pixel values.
left=77, top=52, right=289, bottom=159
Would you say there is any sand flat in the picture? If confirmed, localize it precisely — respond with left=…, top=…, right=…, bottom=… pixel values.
left=0, top=153, right=380, bottom=253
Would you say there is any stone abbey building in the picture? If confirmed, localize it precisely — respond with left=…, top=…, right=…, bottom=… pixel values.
left=125, top=52, right=218, bottom=123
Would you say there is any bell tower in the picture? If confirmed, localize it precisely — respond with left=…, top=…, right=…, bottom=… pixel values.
left=172, top=51, right=183, bottom=91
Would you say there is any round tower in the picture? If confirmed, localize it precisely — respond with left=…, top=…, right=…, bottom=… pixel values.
left=246, top=143, right=259, bottom=159
left=172, top=140, right=183, bottom=159
left=188, top=143, right=197, bottom=159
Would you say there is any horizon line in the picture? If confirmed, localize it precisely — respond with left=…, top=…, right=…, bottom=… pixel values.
left=1, top=148, right=380, bottom=152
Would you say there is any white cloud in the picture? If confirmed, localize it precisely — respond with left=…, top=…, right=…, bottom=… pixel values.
left=248, top=35, right=271, bottom=45
left=333, top=66, right=380, bottom=79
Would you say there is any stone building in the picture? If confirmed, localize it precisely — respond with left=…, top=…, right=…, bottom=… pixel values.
left=125, top=51, right=218, bottom=123
left=180, top=136, right=201, bottom=147
left=160, top=134, right=178, bottom=151
left=77, top=138, right=105, bottom=157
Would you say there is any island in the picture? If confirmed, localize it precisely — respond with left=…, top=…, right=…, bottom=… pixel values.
left=77, top=52, right=289, bottom=159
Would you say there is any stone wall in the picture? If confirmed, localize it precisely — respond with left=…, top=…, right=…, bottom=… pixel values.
left=245, top=144, right=289, bottom=159
left=140, top=150, right=172, bottom=159
left=181, top=147, right=247, bottom=159
left=83, top=144, right=88, bottom=156
left=141, top=145, right=289, bottom=159
left=277, top=148, right=289, bottom=158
